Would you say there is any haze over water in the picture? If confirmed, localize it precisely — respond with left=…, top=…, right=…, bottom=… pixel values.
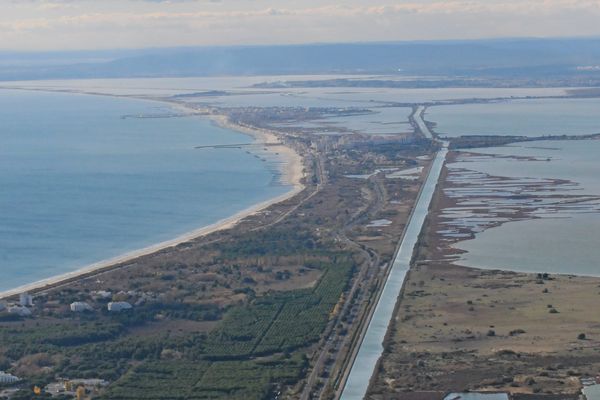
left=0, top=89, right=289, bottom=291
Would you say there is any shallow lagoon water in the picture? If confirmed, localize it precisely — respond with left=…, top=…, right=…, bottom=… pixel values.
left=458, top=214, right=600, bottom=275
left=449, top=140, right=600, bottom=275
left=0, top=89, right=289, bottom=291
left=428, top=98, right=600, bottom=137
left=273, top=106, right=412, bottom=136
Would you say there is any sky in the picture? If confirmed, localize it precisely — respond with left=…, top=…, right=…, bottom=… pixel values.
left=3, top=0, right=600, bottom=51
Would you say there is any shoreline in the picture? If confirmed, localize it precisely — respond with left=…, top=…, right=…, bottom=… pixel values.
left=0, top=96, right=305, bottom=300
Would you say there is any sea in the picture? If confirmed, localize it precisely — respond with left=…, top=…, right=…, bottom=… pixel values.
left=0, top=89, right=290, bottom=291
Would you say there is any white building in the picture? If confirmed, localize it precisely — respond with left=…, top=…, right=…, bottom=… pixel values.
left=0, top=372, right=20, bottom=384
left=70, top=378, right=109, bottom=387
left=70, top=302, right=93, bottom=312
left=7, top=306, right=31, bottom=317
left=107, top=301, right=132, bottom=312
left=94, top=290, right=112, bottom=300
left=45, top=378, right=109, bottom=396
left=19, top=293, right=33, bottom=307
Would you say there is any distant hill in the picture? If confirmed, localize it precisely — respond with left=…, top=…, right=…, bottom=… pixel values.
left=2, top=38, right=600, bottom=81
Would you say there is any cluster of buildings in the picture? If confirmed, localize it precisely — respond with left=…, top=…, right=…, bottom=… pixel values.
left=45, top=378, right=109, bottom=399
left=0, top=374, right=109, bottom=398
left=69, top=300, right=133, bottom=313
left=0, top=372, right=20, bottom=385
left=69, top=288, right=157, bottom=313
left=0, top=293, right=34, bottom=317
left=93, top=289, right=153, bottom=306
left=1, top=290, right=136, bottom=317
left=68, top=289, right=137, bottom=313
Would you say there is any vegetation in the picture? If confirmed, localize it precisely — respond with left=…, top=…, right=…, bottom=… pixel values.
left=0, top=245, right=355, bottom=398
left=0, top=322, right=124, bottom=360
left=103, top=258, right=352, bottom=397
left=204, top=259, right=353, bottom=358
left=103, top=356, right=306, bottom=400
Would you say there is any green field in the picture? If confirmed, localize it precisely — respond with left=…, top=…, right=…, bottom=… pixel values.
left=0, top=255, right=354, bottom=399
left=103, top=258, right=353, bottom=398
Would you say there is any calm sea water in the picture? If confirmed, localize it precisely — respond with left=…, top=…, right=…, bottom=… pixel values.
left=0, top=89, right=289, bottom=291
left=428, top=98, right=600, bottom=137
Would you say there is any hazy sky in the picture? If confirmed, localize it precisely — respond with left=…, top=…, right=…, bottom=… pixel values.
left=3, top=0, right=600, bottom=51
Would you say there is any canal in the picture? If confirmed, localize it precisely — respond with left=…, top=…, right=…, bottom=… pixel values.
left=340, top=142, right=448, bottom=399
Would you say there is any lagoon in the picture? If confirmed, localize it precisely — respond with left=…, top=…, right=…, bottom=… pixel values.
left=447, top=140, right=600, bottom=276
left=428, top=98, right=600, bottom=137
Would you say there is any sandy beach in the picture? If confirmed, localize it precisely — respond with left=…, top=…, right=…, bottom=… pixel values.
left=0, top=101, right=305, bottom=300
left=208, top=113, right=304, bottom=188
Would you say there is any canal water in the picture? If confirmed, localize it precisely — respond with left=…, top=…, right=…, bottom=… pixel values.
left=340, top=144, right=448, bottom=399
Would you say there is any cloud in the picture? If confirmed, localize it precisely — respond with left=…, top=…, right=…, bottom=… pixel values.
left=3, top=1, right=600, bottom=50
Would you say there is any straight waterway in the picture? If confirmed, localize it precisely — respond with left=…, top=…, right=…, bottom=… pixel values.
left=340, top=142, right=448, bottom=399
left=414, top=105, right=433, bottom=139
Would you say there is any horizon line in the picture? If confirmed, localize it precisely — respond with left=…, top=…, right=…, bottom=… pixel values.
left=3, top=34, right=600, bottom=55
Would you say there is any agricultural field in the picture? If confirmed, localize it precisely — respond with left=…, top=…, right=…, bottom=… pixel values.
left=102, top=357, right=306, bottom=399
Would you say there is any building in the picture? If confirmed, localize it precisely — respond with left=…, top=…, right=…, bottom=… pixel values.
left=45, top=382, right=67, bottom=395
left=0, top=372, right=20, bottom=384
left=94, top=290, right=112, bottom=300
left=19, top=292, right=33, bottom=307
left=46, top=378, right=109, bottom=397
left=70, top=302, right=93, bottom=312
left=7, top=306, right=31, bottom=317
left=107, top=301, right=132, bottom=312
left=70, top=378, right=109, bottom=387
